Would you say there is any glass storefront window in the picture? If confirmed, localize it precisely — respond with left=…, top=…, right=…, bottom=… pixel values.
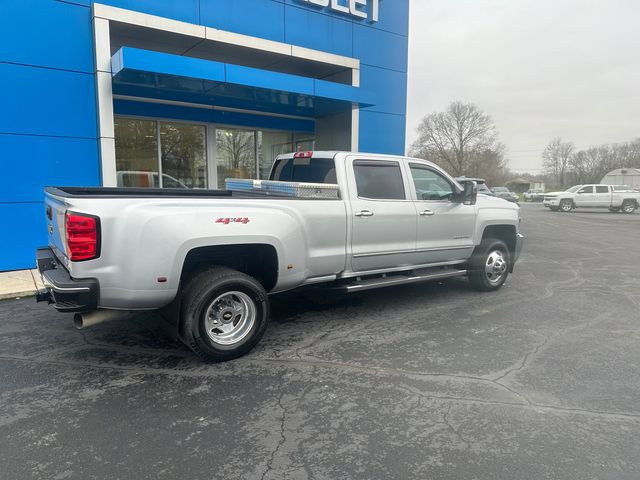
left=216, top=128, right=257, bottom=188
left=114, top=118, right=159, bottom=188
left=114, top=116, right=315, bottom=189
left=160, top=122, right=207, bottom=189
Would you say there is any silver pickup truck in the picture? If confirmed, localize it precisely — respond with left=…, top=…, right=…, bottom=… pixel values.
left=36, top=151, right=523, bottom=361
left=543, top=184, right=640, bottom=213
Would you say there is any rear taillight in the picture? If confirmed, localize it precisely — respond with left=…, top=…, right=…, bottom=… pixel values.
left=294, top=151, right=313, bottom=158
left=65, top=212, right=100, bottom=262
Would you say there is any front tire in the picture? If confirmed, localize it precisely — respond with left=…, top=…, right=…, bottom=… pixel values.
left=468, top=238, right=510, bottom=292
left=559, top=200, right=573, bottom=212
left=180, top=267, right=269, bottom=362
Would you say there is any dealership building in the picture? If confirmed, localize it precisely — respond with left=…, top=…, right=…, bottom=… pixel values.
left=0, top=0, right=409, bottom=271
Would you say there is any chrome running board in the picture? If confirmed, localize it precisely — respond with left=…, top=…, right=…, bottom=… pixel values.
left=328, top=268, right=468, bottom=293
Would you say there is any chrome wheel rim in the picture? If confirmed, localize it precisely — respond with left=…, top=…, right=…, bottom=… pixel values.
left=485, top=250, right=508, bottom=285
left=204, top=291, right=256, bottom=345
left=561, top=202, right=572, bottom=212
left=623, top=203, right=634, bottom=213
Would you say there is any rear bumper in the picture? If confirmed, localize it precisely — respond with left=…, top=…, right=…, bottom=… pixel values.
left=36, top=247, right=99, bottom=312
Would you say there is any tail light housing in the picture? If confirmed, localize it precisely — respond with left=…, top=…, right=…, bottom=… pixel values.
left=65, top=212, right=100, bottom=262
left=294, top=151, right=313, bottom=159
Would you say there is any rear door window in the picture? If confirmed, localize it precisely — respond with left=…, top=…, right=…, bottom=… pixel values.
left=353, top=161, right=406, bottom=200
left=595, top=186, right=609, bottom=193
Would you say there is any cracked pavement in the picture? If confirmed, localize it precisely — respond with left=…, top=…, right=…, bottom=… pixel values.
left=1, top=204, right=640, bottom=479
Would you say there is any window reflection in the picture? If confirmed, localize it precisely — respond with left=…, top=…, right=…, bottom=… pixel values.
left=215, top=129, right=257, bottom=188
left=114, top=118, right=158, bottom=188
left=160, top=122, right=207, bottom=189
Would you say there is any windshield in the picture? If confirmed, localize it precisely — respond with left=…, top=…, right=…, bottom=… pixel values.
left=566, top=185, right=582, bottom=193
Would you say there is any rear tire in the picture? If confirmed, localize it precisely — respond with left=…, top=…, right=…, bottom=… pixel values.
left=621, top=200, right=637, bottom=214
left=468, top=238, right=510, bottom=292
left=180, top=267, right=269, bottom=362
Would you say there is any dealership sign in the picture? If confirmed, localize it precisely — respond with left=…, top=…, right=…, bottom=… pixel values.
left=298, top=0, right=380, bottom=23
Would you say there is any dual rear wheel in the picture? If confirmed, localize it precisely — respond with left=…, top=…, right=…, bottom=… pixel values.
left=180, top=267, right=269, bottom=362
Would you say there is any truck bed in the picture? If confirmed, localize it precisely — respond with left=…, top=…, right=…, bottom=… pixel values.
left=45, top=186, right=339, bottom=200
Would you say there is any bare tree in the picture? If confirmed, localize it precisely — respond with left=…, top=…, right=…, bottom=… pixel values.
left=566, top=138, right=640, bottom=185
left=542, top=138, right=574, bottom=186
left=410, top=101, right=500, bottom=177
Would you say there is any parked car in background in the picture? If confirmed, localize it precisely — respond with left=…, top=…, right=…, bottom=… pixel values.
left=116, top=171, right=189, bottom=189
left=543, top=184, right=640, bottom=213
left=523, top=188, right=545, bottom=202
left=491, top=187, right=519, bottom=203
left=455, top=177, right=495, bottom=196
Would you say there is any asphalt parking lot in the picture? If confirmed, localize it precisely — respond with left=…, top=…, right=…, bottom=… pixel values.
left=2, top=203, right=640, bottom=479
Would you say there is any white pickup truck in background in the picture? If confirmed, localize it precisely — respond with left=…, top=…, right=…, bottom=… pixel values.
left=37, top=151, right=523, bottom=361
left=543, top=184, right=640, bottom=213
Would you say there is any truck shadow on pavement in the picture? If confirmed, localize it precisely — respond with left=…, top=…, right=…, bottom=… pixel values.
left=2, top=277, right=481, bottom=368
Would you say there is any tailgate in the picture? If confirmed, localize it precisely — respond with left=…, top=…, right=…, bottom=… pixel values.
left=44, top=191, right=69, bottom=264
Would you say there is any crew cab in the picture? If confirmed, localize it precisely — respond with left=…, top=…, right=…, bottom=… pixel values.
left=36, top=152, right=523, bottom=361
left=543, top=184, right=640, bottom=213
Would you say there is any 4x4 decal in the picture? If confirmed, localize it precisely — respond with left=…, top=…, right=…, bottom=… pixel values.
left=216, top=217, right=250, bottom=225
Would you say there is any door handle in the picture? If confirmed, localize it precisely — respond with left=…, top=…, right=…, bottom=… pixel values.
left=419, top=210, right=435, bottom=216
left=355, top=210, right=374, bottom=217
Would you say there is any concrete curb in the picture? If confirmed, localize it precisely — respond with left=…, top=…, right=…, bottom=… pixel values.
left=0, top=270, right=42, bottom=301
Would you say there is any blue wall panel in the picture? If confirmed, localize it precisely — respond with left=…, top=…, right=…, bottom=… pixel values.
left=200, top=0, right=285, bottom=42
left=98, top=0, right=199, bottom=24
left=0, top=203, right=46, bottom=271
left=359, top=110, right=406, bottom=155
left=353, top=24, right=408, bottom=72
left=0, top=63, right=97, bottom=138
left=0, top=0, right=93, bottom=73
left=359, top=65, right=407, bottom=116
left=366, top=0, right=409, bottom=37
left=0, top=134, right=99, bottom=203
left=284, top=5, right=353, bottom=57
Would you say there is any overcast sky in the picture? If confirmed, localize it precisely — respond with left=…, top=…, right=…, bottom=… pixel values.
left=406, top=0, right=640, bottom=173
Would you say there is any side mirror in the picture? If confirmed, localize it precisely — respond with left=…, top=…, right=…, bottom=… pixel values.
left=460, top=180, right=478, bottom=205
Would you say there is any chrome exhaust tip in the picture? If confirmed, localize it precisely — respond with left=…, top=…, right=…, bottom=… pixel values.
left=73, top=310, right=129, bottom=329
